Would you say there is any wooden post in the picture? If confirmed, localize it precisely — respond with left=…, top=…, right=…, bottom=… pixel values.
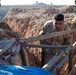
left=20, top=45, right=27, bottom=65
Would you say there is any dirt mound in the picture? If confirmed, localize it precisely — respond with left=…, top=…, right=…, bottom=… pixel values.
left=2, top=7, right=74, bottom=38
left=0, top=21, right=16, bottom=39
left=57, top=5, right=74, bottom=13
left=1, top=7, right=58, bottom=67
left=1, top=7, right=76, bottom=74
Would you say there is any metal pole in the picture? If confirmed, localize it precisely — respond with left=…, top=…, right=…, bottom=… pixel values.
left=22, top=43, right=71, bottom=49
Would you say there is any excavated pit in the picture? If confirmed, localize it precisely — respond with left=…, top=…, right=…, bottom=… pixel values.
left=0, top=6, right=76, bottom=75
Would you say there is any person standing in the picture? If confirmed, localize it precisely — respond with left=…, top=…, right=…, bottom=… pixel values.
left=39, top=13, right=73, bottom=66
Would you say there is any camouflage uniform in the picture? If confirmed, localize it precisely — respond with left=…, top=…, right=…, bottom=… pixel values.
left=39, top=20, right=73, bottom=65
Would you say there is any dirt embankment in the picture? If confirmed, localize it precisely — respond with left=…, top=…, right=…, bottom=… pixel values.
left=1, top=6, right=76, bottom=74
left=0, top=21, right=14, bottom=39
left=2, top=7, right=61, bottom=67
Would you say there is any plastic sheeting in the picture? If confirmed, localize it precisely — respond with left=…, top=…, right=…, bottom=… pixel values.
left=0, top=65, right=52, bottom=75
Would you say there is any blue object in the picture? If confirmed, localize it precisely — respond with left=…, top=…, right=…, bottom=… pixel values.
left=0, top=65, right=52, bottom=75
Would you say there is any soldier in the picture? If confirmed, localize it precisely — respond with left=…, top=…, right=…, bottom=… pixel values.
left=39, top=13, right=73, bottom=66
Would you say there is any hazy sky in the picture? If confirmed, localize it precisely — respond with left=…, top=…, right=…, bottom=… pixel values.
left=1, top=0, right=74, bottom=5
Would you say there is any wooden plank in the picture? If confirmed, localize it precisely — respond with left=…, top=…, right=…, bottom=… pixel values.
left=0, top=39, right=16, bottom=55
left=23, top=43, right=71, bottom=49
left=51, top=55, right=67, bottom=75
left=20, top=29, right=76, bottom=43
left=0, top=40, right=15, bottom=48
left=42, top=42, right=76, bottom=73
left=42, top=51, right=64, bottom=71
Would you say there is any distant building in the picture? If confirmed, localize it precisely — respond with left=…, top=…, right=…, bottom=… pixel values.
left=36, top=1, right=38, bottom=4
left=51, top=3, right=53, bottom=5
left=35, top=1, right=46, bottom=5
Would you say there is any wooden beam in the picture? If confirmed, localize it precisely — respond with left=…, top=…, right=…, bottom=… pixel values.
left=51, top=55, right=67, bottom=75
left=42, top=51, right=64, bottom=71
left=42, top=41, right=76, bottom=73
left=42, top=44, right=73, bottom=72
left=23, top=43, right=71, bottom=49
left=0, top=39, right=16, bottom=55
left=20, top=29, right=76, bottom=43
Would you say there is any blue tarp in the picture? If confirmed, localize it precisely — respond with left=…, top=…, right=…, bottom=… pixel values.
left=0, top=65, right=52, bottom=75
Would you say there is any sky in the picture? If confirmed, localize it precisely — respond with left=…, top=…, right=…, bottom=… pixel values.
left=1, top=0, right=75, bottom=5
